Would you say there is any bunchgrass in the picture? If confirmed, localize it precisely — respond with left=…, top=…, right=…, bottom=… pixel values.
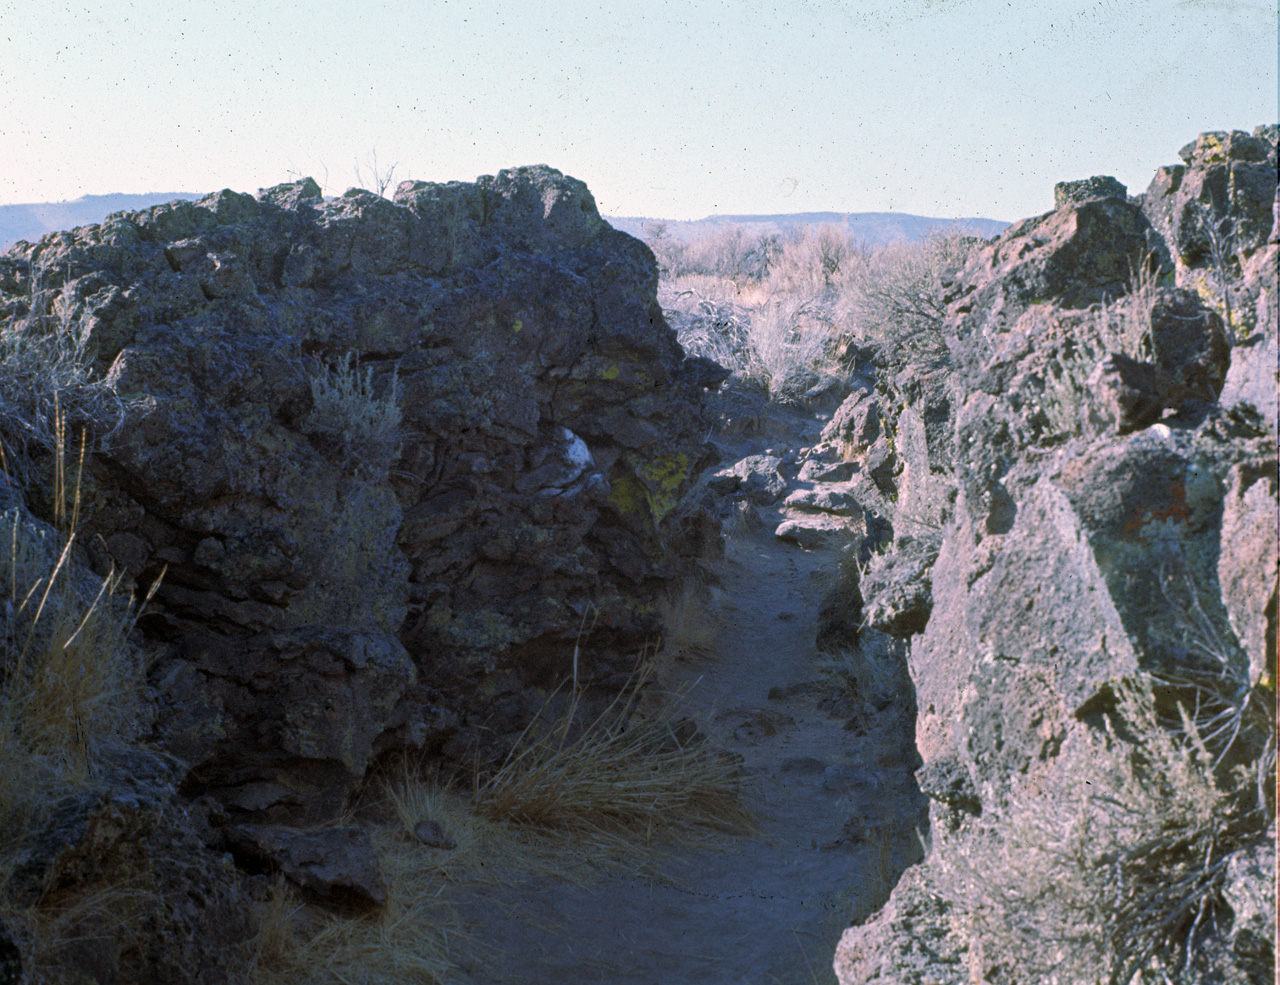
left=474, top=666, right=754, bottom=848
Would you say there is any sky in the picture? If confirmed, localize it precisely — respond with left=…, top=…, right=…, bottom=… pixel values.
left=0, top=0, right=1274, bottom=222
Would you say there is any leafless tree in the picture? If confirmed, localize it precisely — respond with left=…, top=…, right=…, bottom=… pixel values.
left=354, top=150, right=399, bottom=199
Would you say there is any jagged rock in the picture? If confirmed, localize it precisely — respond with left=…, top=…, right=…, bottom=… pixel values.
left=1219, top=829, right=1276, bottom=980
left=1218, top=458, right=1279, bottom=686
left=1146, top=286, right=1230, bottom=398
left=0, top=165, right=717, bottom=825
left=914, top=755, right=980, bottom=815
left=948, top=193, right=1152, bottom=334
left=821, top=390, right=880, bottom=451
left=3, top=747, right=254, bottom=984
left=1053, top=175, right=1127, bottom=208
left=833, top=865, right=961, bottom=985
left=859, top=537, right=937, bottom=638
left=225, top=824, right=386, bottom=909
left=797, top=374, right=851, bottom=413
left=1144, top=128, right=1278, bottom=281
left=706, top=469, right=742, bottom=495
left=838, top=128, right=1277, bottom=985
left=1086, top=352, right=1180, bottom=433
left=1220, top=199, right=1278, bottom=429
left=731, top=454, right=788, bottom=504
left=783, top=485, right=861, bottom=516
left=796, top=457, right=858, bottom=483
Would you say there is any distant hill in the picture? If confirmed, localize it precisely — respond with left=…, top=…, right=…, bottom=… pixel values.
left=605, top=211, right=1009, bottom=246
left=2, top=195, right=1009, bottom=255
left=0, top=192, right=205, bottom=252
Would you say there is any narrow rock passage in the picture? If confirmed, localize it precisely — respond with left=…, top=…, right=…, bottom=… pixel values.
left=450, top=518, right=924, bottom=985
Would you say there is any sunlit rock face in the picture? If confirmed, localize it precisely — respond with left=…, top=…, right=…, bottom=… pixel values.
left=834, top=127, right=1276, bottom=985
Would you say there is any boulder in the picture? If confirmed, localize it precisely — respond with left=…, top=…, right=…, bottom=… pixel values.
left=821, top=390, right=880, bottom=452
left=224, top=824, right=387, bottom=910
left=774, top=519, right=827, bottom=550
left=3, top=748, right=254, bottom=985
left=858, top=537, right=938, bottom=639
left=1218, top=458, right=1279, bottom=686
left=1053, top=175, right=1127, bottom=208
left=731, top=454, right=788, bottom=505
left=783, top=485, right=862, bottom=516
left=0, top=165, right=718, bottom=826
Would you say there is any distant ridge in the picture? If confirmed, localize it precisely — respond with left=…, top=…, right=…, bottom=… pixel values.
left=2, top=195, right=1009, bottom=255
left=606, top=211, right=1009, bottom=247
left=0, top=192, right=205, bottom=251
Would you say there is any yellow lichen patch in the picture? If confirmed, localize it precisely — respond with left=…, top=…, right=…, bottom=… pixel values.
left=511, top=319, right=523, bottom=333
left=607, top=472, right=647, bottom=518
left=608, top=452, right=690, bottom=525
left=601, top=363, right=620, bottom=380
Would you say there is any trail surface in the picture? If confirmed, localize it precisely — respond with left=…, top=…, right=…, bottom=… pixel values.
left=450, top=515, right=924, bottom=985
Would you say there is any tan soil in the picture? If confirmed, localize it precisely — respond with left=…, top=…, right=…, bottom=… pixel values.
left=447, top=519, right=925, bottom=985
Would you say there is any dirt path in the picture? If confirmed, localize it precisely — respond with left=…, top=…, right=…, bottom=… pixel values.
left=448, top=519, right=924, bottom=985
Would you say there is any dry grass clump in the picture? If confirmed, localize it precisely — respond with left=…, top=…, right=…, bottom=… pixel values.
left=474, top=669, right=754, bottom=847
left=249, top=698, right=757, bottom=985
left=0, top=426, right=161, bottom=983
left=930, top=676, right=1273, bottom=984
left=248, top=770, right=529, bottom=985
left=248, top=864, right=454, bottom=985
left=3, top=879, right=155, bottom=983
left=0, top=450, right=152, bottom=832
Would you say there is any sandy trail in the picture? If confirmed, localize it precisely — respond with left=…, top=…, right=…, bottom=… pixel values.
left=449, top=519, right=924, bottom=985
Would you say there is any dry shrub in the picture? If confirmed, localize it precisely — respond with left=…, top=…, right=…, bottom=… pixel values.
left=644, top=223, right=779, bottom=283
left=304, top=352, right=404, bottom=481
left=474, top=668, right=754, bottom=846
left=930, top=677, right=1272, bottom=984
left=1037, top=261, right=1159, bottom=438
left=0, top=273, right=126, bottom=488
left=4, top=880, right=154, bottom=983
left=662, top=281, right=842, bottom=403
left=767, top=224, right=865, bottom=295
left=846, top=231, right=973, bottom=371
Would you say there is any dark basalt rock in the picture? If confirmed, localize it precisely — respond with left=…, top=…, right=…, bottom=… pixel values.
left=0, top=165, right=720, bottom=827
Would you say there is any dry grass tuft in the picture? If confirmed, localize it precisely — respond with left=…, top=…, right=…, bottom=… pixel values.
left=474, top=668, right=754, bottom=847
left=247, top=864, right=456, bottom=985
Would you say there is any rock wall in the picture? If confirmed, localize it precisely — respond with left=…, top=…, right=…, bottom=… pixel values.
left=834, top=128, right=1276, bottom=984
left=0, top=166, right=721, bottom=830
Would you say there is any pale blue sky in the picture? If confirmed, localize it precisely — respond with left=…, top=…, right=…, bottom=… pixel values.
left=0, top=0, right=1274, bottom=220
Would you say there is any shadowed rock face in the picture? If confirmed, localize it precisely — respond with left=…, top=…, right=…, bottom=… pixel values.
left=0, top=165, right=721, bottom=826
left=835, top=128, right=1277, bottom=984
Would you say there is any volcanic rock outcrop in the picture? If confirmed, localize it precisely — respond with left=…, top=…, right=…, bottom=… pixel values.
left=832, top=127, right=1277, bottom=984
left=0, top=166, right=719, bottom=834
